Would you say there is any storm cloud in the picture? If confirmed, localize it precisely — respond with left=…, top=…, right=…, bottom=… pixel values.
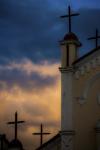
left=0, top=0, right=100, bottom=150
left=0, top=0, right=100, bottom=64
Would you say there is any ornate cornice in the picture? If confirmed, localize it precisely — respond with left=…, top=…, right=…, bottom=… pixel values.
left=59, top=67, right=74, bottom=73
left=59, top=130, right=75, bottom=136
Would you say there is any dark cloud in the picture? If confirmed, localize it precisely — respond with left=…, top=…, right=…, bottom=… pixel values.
left=0, top=1, right=100, bottom=64
left=71, top=0, right=100, bottom=9
left=0, top=67, right=58, bottom=90
left=0, top=0, right=62, bottom=63
left=0, top=1, right=100, bottom=149
left=76, top=8, right=100, bottom=55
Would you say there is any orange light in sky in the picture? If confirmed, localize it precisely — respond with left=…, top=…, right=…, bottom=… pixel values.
left=0, top=59, right=61, bottom=150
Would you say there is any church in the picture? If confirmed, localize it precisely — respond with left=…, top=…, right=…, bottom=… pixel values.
left=0, top=5, right=100, bottom=150
left=35, top=5, right=100, bottom=150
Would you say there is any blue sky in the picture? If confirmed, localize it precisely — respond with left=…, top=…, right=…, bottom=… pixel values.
left=0, top=0, right=100, bottom=149
left=0, top=0, right=100, bottom=64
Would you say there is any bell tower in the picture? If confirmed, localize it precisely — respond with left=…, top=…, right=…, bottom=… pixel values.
left=59, top=6, right=81, bottom=150
left=60, top=32, right=81, bottom=68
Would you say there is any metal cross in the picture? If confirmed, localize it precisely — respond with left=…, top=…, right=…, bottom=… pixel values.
left=88, top=29, right=100, bottom=49
left=60, top=5, right=80, bottom=33
left=32, top=124, right=50, bottom=146
left=7, top=112, right=25, bottom=140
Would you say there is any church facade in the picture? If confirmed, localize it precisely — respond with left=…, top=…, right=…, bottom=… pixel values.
left=59, top=32, right=100, bottom=150
left=36, top=7, right=100, bottom=150
left=0, top=5, right=100, bottom=150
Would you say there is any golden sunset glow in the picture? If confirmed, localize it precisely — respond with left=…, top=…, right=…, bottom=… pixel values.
left=0, top=60, right=61, bottom=150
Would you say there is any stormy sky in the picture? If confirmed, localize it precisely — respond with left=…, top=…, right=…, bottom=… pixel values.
left=0, top=0, right=100, bottom=149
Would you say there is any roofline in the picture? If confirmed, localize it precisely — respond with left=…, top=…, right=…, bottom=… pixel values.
left=73, top=46, right=100, bottom=65
left=36, top=133, right=60, bottom=150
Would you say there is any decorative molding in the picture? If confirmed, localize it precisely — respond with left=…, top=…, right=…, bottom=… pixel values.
left=60, top=130, right=75, bottom=150
left=59, top=67, right=73, bottom=73
left=62, top=137, right=72, bottom=149
left=60, top=130, right=75, bottom=136
left=74, top=56, right=100, bottom=79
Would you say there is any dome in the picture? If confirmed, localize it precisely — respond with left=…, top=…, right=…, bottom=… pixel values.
left=8, top=139, right=23, bottom=150
left=60, top=32, right=82, bottom=47
left=64, top=32, right=79, bottom=41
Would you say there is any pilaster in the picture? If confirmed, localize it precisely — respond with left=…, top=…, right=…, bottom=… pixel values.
left=59, top=67, right=74, bottom=150
left=59, top=67, right=74, bottom=130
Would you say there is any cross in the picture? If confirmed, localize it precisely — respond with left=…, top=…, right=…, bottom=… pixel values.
left=88, top=29, right=100, bottom=49
left=32, top=124, right=50, bottom=146
left=60, top=5, right=80, bottom=33
left=7, top=112, right=25, bottom=140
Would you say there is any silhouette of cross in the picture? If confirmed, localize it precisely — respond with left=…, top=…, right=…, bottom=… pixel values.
left=33, top=124, right=50, bottom=146
left=7, top=112, right=25, bottom=140
left=60, top=5, right=80, bottom=33
left=88, top=29, right=100, bottom=49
